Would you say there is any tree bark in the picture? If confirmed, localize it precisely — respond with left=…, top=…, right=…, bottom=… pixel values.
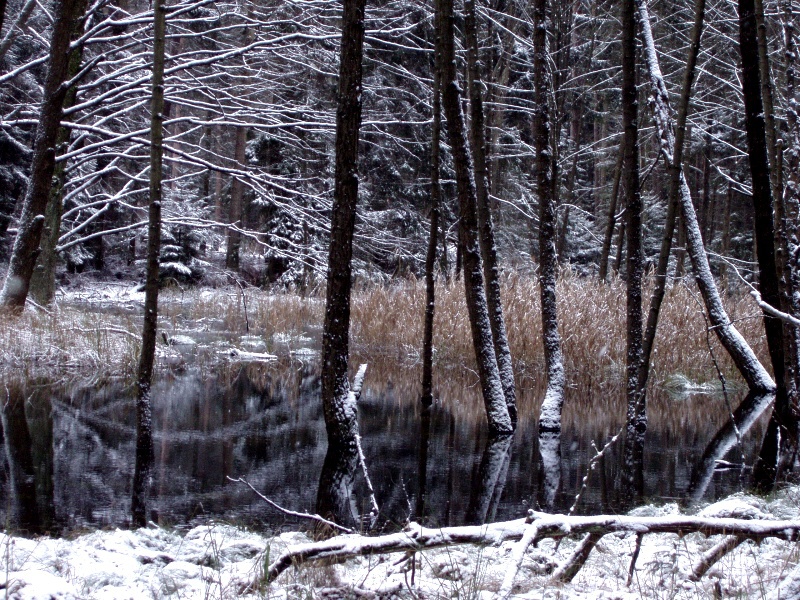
left=637, top=0, right=775, bottom=395
left=0, top=0, right=87, bottom=310
left=29, top=21, right=87, bottom=306
left=131, top=0, right=166, bottom=528
left=640, top=0, right=706, bottom=392
left=421, top=6, right=442, bottom=407
left=318, top=0, right=367, bottom=461
left=225, top=125, right=247, bottom=272
left=533, top=0, right=565, bottom=459
left=464, top=0, right=517, bottom=424
left=437, top=0, right=512, bottom=434
left=739, top=0, right=795, bottom=491
left=622, top=0, right=645, bottom=504
left=599, top=150, right=624, bottom=282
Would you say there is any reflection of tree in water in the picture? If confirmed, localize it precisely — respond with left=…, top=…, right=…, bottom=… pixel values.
left=686, top=391, right=774, bottom=503
left=316, top=440, right=360, bottom=533
left=1, top=382, right=55, bottom=534
left=465, top=433, right=513, bottom=524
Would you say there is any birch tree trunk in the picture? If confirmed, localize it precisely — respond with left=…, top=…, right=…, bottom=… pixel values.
left=131, top=0, right=166, bottom=527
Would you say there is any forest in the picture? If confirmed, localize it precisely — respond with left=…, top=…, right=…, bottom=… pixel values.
left=3, top=0, right=800, bottom=595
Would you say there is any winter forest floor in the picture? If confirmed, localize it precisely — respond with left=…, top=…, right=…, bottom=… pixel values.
left=4, top=489, right=800, bottom=599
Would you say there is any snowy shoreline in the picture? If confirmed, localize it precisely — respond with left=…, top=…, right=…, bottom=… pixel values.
left=4, top=488, right=800, bottom=599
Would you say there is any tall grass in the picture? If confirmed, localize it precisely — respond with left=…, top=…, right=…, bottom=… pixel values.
left=3, top=273, right=767, bottom=397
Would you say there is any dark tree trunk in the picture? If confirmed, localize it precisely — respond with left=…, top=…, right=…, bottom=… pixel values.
left=464, top=0, right=517, bottom=424
left=226, top=126, right=247, bottom=272
left=533, top=0, right=565, bottom=444
left=30, top=25, right=86, bottom=306
left=131, top=0, right=166, bottom=527
left=316, top=0, right=367, bottom=535
left=437, top=0, right=512, bottom=434
left=0, top=0, right=87, bottom=310
left=739, top=0, right=794, bottom=491
left=598, top=149, right=624, bottom=282
left=422, top=8, right=442, bottom=407
left=621, top=0, right=645, bottom=504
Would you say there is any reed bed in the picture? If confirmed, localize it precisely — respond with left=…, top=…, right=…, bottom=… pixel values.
left=3, top=273, right=767, bottom=397
left=0, top=305, right=140, bottom=383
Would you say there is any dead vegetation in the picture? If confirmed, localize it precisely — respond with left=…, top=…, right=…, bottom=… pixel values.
left=0, top=274, right=767, bottom=392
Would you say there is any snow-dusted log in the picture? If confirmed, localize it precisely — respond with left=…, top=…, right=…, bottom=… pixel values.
left=551, top=532, right=604, bottom=584
left=636, top=0, right=775, bottom=394
left=263, top=512, right=800, bottom=584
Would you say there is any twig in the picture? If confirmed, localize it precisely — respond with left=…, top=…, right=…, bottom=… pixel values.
left=626, top=532, right=643, bottom=586
left=350, top=364, right=379, bottom=528
left=551, top=531, right=604, bottom=584
left=690, top=535, right=744, bottom=581
left=228, top=477, right=354, bottom=534
left=568, top=431, right=621, bottom=515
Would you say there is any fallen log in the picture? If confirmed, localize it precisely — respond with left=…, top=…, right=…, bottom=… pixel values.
left=262, top=511, right=800, bottom=585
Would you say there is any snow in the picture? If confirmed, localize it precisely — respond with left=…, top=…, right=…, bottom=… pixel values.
left=5, top=488, right=800, bottom=599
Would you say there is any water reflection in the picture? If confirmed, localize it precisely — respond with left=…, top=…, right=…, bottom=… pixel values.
left=0, top=363, right=776, bottom=533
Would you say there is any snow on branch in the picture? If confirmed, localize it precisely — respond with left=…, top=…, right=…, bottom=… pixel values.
left=261, top=512, right=800, bottom=585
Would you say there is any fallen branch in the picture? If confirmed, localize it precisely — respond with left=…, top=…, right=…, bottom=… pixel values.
left=690, top=535, right=744, bottom=581
left=551, top=531, right=604, bottom=584
left=263, top=512, right=800, bottom=584
left=229, top=477, right=354, bottom=534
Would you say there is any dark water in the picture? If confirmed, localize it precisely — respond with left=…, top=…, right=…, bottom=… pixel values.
left=0, top=361, right=772, bottom=534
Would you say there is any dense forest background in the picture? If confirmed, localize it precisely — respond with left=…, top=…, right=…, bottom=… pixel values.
left=0, top=0, right=768, bottom=289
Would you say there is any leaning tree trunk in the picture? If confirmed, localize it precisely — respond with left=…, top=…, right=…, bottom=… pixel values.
left=598, top=150, right=624, bottom=282
left=0, top=0, right=87, bottom=311
left=315, top=0, right=368, bottom=527
left=636, top=0, right=775, bottom=395
left=437, top=0, right=513, bottom=435
left=131, top=0, right=166, bottom=528
left=640, top=0, right=706, bottom=392
left=464, top=0, right=517, bottom=424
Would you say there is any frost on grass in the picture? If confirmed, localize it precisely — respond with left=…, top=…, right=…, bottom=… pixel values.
left=6, top=489, right=800, bottom=599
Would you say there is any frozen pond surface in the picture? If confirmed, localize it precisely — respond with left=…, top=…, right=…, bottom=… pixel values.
left=0, top=358, right=769, bottom=534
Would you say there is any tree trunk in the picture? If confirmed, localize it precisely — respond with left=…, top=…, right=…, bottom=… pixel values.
left=739, top=0, right=794, bottom=491
left=317, top=0, right=367, bottom=482
left=131, top=0, right=166, bottom=527
left=599, top=150, right=624, bottom=282
left=225, top=125, right=246, bottom=272
left=464, top=0, right=517, bottom=424
left=640, top=0, right=706, bottom=392
left=437, top=0, right=512, bottom=435
left=621, top=0, right=645, bottom=504
left=29, top=26, right=86, bottom=306
left=421, top=7, right=442, bottom=407
left=637, top=0, right=775, bottom=395
left=0, top=0, right=87, bottom=310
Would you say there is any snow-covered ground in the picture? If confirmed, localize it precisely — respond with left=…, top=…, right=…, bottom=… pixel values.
left=4, top=489, right=800, bottom=599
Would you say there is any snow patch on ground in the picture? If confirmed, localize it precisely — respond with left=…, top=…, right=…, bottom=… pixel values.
left=4, top=488, right=800, bottom=599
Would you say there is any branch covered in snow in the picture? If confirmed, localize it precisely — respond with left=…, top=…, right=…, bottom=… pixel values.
left=263, top=512, right=800, bottom=585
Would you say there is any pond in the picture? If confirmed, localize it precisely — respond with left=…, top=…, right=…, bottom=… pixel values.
left=0, top=357, right=773, bottom=535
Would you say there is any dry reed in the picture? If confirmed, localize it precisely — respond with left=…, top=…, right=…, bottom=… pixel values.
left=2, top=273, right=768, bottom=402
